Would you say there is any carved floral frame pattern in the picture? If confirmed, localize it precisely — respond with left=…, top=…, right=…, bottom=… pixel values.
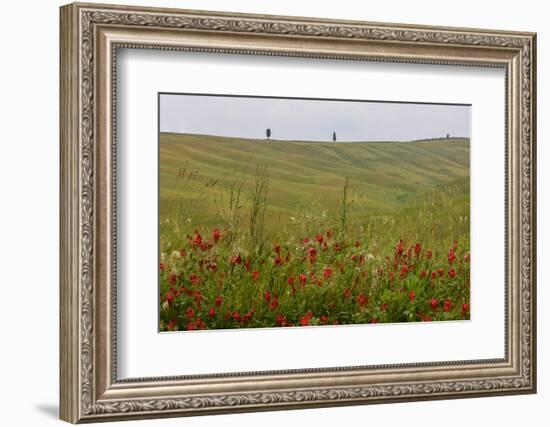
left=60, top=2, right=536, bottom=423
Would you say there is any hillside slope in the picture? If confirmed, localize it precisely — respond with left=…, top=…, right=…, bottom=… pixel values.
left=160, top=133, right=469, bottom=224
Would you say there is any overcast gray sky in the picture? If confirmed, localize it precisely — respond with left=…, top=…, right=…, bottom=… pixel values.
left=160, top=94, right=470, bottom=142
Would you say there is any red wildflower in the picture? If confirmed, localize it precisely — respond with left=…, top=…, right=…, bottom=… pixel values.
left=192, top=232, right=202, bottom=246
left=437, top=268, right=444, bottom=277
left=189, top=274, right=200, bottom=286
left=462, top=303, right=469, bottom=315
left=443, top=298, right=452, bottom=312
left=357, top=293, right=368, bottom=307
left=419, top=313, right=433, bottom=322
left=343, top=288, right=351, bottom=299
left=315, top=234, right=324, bottom=244
left=395, top=239, right=404, bottom=256
left=186, top=322, right=196, bottom=331
left=425, top=250, right=433, bottom=260
left=299, top=274, right=307, bottom=287
left=302, top=237, right=310, bottom=245
left=274, top=243, right=281, bottom=254
left=212, top=228, right=221, bottom=242
left=166, top=291, right=175, bottom=304
left=448, top=249, right=457, bottom=264
left=448, top=268, right=457, bottom=279
left=252, top=271, right=260, bottom=281
left=430, top=298, right=438, bottom=309
left=431, top=271, right=437, bottom=280
left=420, top=271, right=427, bottom=279
left=463, top=254, right=470, bottom=263
left=323, top=267, right=333, bottom=279
left=264, top=291, right=271, bottom=303
left=320, top=315, right=329, bottom=325
left=308, top=247, right=317, bottom=258
left=169, top=272, right=177, bottom=285
left=409, top=290, right=416, bottom=302
left=287, top=276, right=295, bottom=285
left=299, top=312, right=313, bottom=326
left=215, top=295, right=223, bottom=306
left=232, top=311, right=241, bottom=322
left=333, top=243, right=341, bottom=252
left=230, top=254, right=242, bottom=265
left=414, top=243, right=422, bottom=255
left=275, top=313, right=287, bottom=327
left=380, top=303, right=388, bottom=312
left=244, top=259, right=251, bottom=271
left=167, top=320, right=177, bottom=330
left=270, top=296, right=279, bottom=311
left=186, top=307, right=195, bottom=320
left=208, top=307, right=216, bottom=317
left=355, top=240, right=361, bottom=248
left=274, top=255, right=282, bottom=266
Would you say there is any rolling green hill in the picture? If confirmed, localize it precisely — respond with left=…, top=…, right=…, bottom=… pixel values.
left=160, top=132, right=469, bottom=229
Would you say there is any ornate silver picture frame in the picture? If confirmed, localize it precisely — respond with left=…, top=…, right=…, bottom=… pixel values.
left=60, top=2, right=536, bottom=423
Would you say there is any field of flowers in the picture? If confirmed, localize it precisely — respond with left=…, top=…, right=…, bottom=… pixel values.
left=159, top=143, right=470, bottom=331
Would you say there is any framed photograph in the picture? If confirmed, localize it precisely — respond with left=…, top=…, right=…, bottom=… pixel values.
left=60, top=2, right=537, bottom=423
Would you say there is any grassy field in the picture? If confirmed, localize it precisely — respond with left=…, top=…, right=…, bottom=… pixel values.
left=159, top=133, right=470, bottom=331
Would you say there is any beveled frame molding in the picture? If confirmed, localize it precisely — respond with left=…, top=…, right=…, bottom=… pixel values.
left=60, top=2, right=536, bottom=423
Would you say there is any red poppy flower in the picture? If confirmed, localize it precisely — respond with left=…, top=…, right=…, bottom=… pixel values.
left=264, top=291, right=271, bottom=303
left=357, top=293, right=368, bottom=307
left=320, top=314, right=329, bottom=325
left=215, top=295, right=223, bottom=306
left=232, top=311, right=241, bottom=322
left=208, top=307, right=216, bottom=317
left=212, top=228, right=221, bottom=242
left=252, top=271, right=260, bottom=281
left=333, top=243, right=341, bottom=252
left=189, top=274, right=200, bottom=286
left=302, top=237, right=310, bottom=245
left=308, top=247, right=317, bottom=258
left=299, top=274, right=307, bottom=286
left=425, top=250, right=433, bottom=260
left=414, top=243, right=422, bottom=255
left=186, top=307, right=195, bottom=320
left=274, top=255, right=282, bottom=266
left=323, top=267, right=333, bottom=279
left=448, top=268, right=457, bottom=279
left=431, top=271, right=437, bottom=280
left=443, top=298, right=452, bottom=312
left=186, top=322, right=196, bottom=331
left=437, top=268, right=444, bottom=277
left=420, top=271, right=427, bottom=279
left=166, top=292, right=174, bottom=304
left=461, top=303, right=469, bottom=315
left=287, top=276, right=295, bottom=285
left=430, top=298, right=438, bottom=309
left=409, top=290, right=416, bottom=302
left=315, top=234, right=324, bottom=244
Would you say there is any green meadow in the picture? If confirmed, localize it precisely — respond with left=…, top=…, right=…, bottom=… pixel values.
left=159, top=132, right=470, bottom=330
